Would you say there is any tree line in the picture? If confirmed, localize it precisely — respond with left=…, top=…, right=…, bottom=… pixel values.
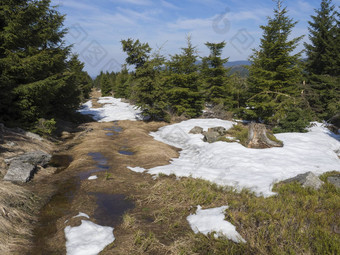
left=0, top=0, right=92, bottom=130
left=97, top=0, right=339, bottom=132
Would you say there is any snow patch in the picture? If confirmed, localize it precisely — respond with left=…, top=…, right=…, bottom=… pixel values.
left=88, top=175, right=98, bottom=180
left=139, top=119, right=340, bottom=197
left=187, top=205, right=246, bottom=243
left=127, top=166, right=146, bottom=173
left=65, top=220, right=114, bottom=255
left=78, top=97, right=143, bottom=122
left=73, top=212, right=90, bottom=219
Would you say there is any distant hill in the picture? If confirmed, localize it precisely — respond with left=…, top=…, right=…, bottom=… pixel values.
left=225, top=60, right=251, bottom=67
left=225, top=60, right=250, bottom=77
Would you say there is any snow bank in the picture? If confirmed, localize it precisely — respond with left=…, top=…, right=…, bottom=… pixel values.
left=187, top=205, right=246, bottom=243
left=78, top=97, right=142, bottom=122
left=65, top=214, right=114, bottom=255
left=133, top=119, right=340, bottom=197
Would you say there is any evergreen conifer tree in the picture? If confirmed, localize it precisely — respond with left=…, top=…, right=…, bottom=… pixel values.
left=100, top=74, right=112, bottom=96
left=166, top=36, right=203, bottom=118
left=304, top=0, right=340, bottom=120
left=246, top=0, right=309, bottom=131
left=0, top=0, right=83, bottom=126
left=200, top=41, right=231, bottom=107
left=121, top=39, right=168, bottom=120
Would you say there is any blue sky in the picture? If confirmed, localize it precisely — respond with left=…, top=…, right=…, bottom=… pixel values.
left=50, top=0, right=340, bottom=76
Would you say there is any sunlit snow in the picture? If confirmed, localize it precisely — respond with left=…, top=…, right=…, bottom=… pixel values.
left=187, top=205, right=246, bottom=243
left=78, top=97, right=143, bottom=122
left=129, top=119, right=340, bottom=196
left=65, top=220, right=114, bottom=255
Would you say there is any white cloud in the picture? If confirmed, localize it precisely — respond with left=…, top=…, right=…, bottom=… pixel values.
left=110, top=0, right=153, bottom=5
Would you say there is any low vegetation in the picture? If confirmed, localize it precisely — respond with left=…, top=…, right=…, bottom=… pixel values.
left=0, top=182, right=40, bottom=254
left=122, top=172, right=340, bottom=254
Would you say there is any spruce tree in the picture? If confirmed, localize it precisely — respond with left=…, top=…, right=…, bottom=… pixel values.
left=0, top=0, right=81, bottom=126
left=246, top=0, right=309, bottom=131
left=304, top=0, right=340, bottom=120
left=115, top=65, right=130, bottom=99
left=133, top=52, right=168, bottom=120
left=166, top=36, right=203, bottom=118
left=68, top=54, right=92, bottom=102
left=100, top=74, right=112, bottom=96
left=121, top=39, right=168, bottom=120
left=200, top=41, right=231, bottom=107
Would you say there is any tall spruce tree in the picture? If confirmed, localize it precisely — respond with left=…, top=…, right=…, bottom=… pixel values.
left=100, top=74, right=112, bottom=96
left=304, top=0, right=340, bottom=120
left=0, top=0, right=82, bottom=126
left=166, top=36, right=203, bottom=118
left=121, top=39, right=168, bottom=120
left=200, top=41, right=231, bottom=107
left=246, top=0, right=309, bottom=131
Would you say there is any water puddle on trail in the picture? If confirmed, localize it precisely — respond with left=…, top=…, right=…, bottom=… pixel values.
left=78, top=152, right=110, bottom=180
left=89, top=193, right=135, bottom=226
left=49, top=154, right=73, bottom=174
left=32, top=177, right=79, bottom=254
left=105, top=125, right=123, bottom=136
left=32, top=124, right=135, bottom=253
left=118, top=150, right=134, bottom=156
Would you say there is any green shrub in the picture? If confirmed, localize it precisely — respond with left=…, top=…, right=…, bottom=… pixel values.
left=34, top=118, right=56, bottom=136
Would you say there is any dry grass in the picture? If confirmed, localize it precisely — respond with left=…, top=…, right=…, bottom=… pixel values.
left=0, top=182, right=40, bottom=255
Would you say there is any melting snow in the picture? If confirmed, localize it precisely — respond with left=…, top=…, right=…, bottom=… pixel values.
left=78, top=97, right=143, bottom=122
left=130, top=119, right=340, bottom=197
left=88, top=175, right=98, bottom=180
left=187, top=205, right=246, bottom=243
left=65, top=214, right=114, bottom=255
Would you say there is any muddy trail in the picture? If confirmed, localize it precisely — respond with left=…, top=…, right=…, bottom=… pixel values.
left=27, top=119, right=180, bottom=254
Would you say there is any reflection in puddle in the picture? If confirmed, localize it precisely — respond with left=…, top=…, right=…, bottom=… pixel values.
left=118, top=150, right=134, bottom=156
left=32, top=177, right=79, bottom=254
left=49, top=154, right=73, bottom=174
left=78, top=152, right=110, bottom=180
left=90, top=193, right=134, bottom=226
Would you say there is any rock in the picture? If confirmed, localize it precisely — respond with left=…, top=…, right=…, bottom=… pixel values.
left=247, top=123, right=283, bottom=149
left=3, top=161, right=36, bottom=182
left=5, top=151, right=51, bottom=167
left=282, top=172, right=324, bottom=190
left=327, top=175, right=340, bottom=188
left=208, top=126, right=227, bottom=136
left=203, top=131, right=221, bottom=143
left=25, top=131, right=43, bottom=141
left=189, top=126, right=204, bottom=134
left=6, top=141, right=17, bottom=147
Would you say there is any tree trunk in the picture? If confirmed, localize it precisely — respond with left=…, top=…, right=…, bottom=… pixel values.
left=247, top=123, right=283, bottom=149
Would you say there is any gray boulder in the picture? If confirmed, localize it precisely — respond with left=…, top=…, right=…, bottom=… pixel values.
left=283, top=172, right=324, bottom=190
left=3, top=161, right=36, bottom=182
left=3, top=151, right=51, bottom=182
left=203, top=131, right=221, bottom=143
left=189, top=126, right=204, bottom=134
left=208, top=126, right=227, bottom=136
left=327, top=175, right=340, bottom=189
left=5, top=151, right=51, bottom=167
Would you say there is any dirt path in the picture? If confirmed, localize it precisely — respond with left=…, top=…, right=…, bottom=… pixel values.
left=28, top=119, right=180, bottom=254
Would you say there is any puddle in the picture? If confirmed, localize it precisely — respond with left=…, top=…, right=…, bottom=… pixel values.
left=90, top=193, right=135, bottom=226
left=104, top=125, right=123, bottom=136
left=49, top=154, right=73, bottom=174
left=78, top=152, right=110, bottom=180
left=32, top=177, right=79, bottom=254
left=118, top=150, right=134, bottom=156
